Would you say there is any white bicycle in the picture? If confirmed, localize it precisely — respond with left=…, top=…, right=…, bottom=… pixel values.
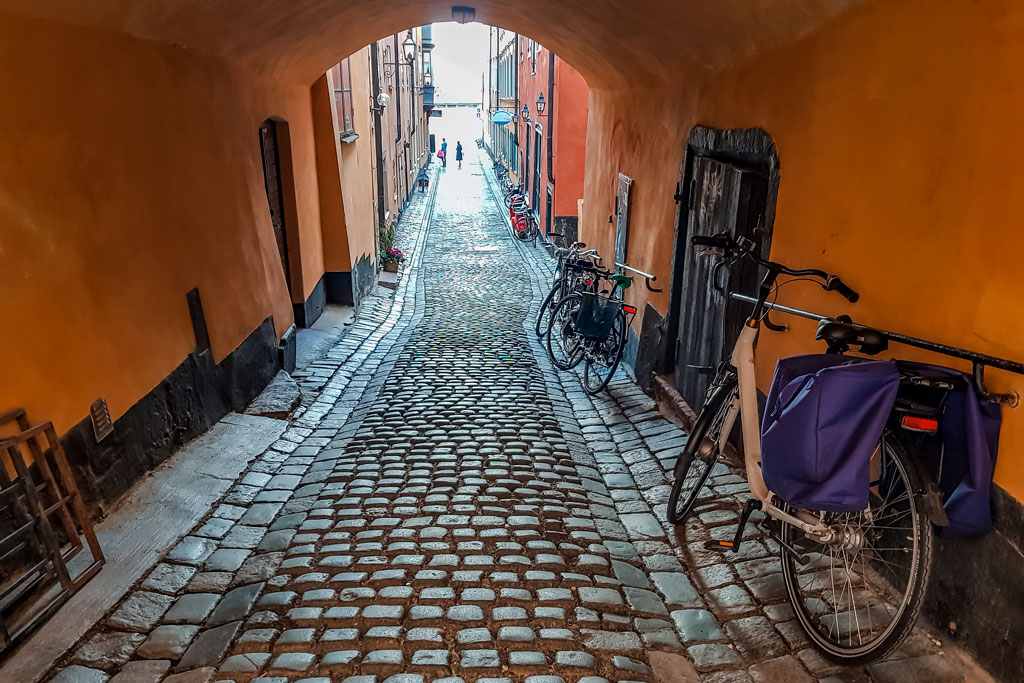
left=667, top=232, right=948, bottom=663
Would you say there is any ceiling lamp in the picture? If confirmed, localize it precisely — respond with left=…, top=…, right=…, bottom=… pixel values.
left=452, top=6, right=476, bottom=24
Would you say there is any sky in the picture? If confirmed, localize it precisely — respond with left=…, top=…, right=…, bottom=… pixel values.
left=430, top=22, right=490, bottom=105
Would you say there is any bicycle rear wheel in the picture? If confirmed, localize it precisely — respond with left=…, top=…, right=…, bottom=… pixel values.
left=546, top=294, right=585, bottom=370
left=780, top=434, right=932, bottom=664
left=583, top=310, right=626, bottom=395
left=666, top=380, right=735, bottom=524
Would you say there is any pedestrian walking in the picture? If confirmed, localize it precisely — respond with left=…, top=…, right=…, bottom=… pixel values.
left=456, top=141, right=464, bottom=169
left=440, top=138, right=448, bottom=168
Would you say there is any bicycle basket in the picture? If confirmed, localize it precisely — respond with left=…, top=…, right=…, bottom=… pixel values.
left=760, top=354, right=900, bottom=512
left=575, top=293, right=620, bottom=339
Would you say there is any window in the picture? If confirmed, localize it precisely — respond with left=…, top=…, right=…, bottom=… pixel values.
left=333, top=59, right=356, bottom=137
left=531, top=41, right=537, bottom=74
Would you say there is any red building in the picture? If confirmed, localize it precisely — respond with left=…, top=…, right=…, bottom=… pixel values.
left=515, top=37, right=589, bottom=244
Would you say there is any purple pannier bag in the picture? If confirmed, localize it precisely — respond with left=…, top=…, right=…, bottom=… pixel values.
left=761, top=354, right=900, bottom=512
left=895, top=361, right=1001, bottom=537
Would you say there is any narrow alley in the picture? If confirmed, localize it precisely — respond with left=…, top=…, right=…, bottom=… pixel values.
left=32, top=157, right=990, bottom=683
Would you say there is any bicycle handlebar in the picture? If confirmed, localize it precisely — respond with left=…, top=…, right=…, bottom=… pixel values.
left=691, top=232, right=859, bottom=303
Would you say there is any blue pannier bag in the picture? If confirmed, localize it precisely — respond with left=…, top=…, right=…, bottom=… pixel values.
left=895, top=361, right=1001, bottom=537
left=761, top=354, right=900, bottom=512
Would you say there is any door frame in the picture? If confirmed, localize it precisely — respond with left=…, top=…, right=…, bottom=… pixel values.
left=661, top=126, right=780, bottom=378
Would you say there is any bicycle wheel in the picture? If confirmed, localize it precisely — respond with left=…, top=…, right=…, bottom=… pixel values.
left=583, top=309, right=626, bottom=395
left=535, top=280, right=562, bottom=338
left=512, top=216, right=533, bottom=241
left=546, top=294, right=585, bottom=370
left=780, top=434, right=932, bottom=664
left=666, top=380, right=736, bottom=524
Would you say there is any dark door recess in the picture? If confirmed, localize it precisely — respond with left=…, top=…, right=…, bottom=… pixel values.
left=258, top=121, right=291, bottom=294
left=674, top=156, right=769, bottom=406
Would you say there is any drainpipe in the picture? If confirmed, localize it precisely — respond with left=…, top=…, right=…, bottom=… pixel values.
left=546, top=52, right=555, bottom=185
left=370, top=42, right=387, bottom=234
left=514, top=34, right=520, bottom=174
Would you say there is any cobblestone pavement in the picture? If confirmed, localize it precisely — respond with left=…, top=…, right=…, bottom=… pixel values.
left=43, top=159, right=992, bottom=683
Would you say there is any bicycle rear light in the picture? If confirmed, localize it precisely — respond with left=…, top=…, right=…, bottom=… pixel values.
left=900, top=415, right=939, bottom=433
left=623, top=306, right=637, bottom=314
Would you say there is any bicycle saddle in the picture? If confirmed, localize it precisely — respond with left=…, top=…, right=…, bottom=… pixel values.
left=815, top=319, right=888, bottom=355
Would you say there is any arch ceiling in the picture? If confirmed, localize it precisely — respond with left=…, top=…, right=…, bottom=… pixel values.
left=0, top=0, right=869, bottom=86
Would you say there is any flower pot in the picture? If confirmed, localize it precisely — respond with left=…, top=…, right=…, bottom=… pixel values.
left=383, top=262, right=399, bottom=273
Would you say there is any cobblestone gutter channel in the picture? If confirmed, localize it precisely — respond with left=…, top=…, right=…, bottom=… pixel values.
left=39, top=161, right=992, bottom=683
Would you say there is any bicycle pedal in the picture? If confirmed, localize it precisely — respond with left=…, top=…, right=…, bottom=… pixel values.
left=704, top=539, right=739, bottom=552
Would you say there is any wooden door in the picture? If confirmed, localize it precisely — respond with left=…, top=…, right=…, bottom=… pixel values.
left=258, top=122, right=291, bottom=293
left=674, top=156, right=769, bottom=406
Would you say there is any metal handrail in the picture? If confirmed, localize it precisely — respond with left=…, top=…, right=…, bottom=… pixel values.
left=614, top=262, right=662, bottom=293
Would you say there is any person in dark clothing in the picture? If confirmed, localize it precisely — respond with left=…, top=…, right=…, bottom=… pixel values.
left=456, top=141, right=464, bottom=169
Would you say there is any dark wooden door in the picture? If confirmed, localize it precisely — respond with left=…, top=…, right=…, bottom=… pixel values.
left=258, top=122, right=291, bottom=293
left=675, top=156, right=769, bottom=407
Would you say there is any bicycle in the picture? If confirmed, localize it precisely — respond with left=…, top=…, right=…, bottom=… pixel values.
left=546, top=268, right=637, bottom=394
left=512, top=211, right=539, bottom=243
left=535, top=241, right=601, bottom=338
left=666, top=231, right=951, bottom=663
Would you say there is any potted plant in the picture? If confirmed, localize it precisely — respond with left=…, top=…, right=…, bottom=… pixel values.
left=380, top=247, right=405, bottom=272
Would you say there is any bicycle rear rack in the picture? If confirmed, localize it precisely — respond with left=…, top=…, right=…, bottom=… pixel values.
left=731, top=292, right=1024, bottom=406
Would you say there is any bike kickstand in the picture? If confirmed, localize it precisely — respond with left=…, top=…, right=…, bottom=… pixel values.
left=705, top=498, right=762, bottom=553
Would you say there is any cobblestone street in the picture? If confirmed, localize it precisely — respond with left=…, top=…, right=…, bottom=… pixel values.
left=42, top=158, right=992, bottom=683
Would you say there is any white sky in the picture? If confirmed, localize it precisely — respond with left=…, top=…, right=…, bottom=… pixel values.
left=430, top=22, right=490, bottom=104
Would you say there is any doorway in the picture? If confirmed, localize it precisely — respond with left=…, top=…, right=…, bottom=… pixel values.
left=665, top=127, right=779, bottom=408
left=258, top=120, right=291, bottom=294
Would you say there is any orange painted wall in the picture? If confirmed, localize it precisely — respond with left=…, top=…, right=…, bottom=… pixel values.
left=0, top=11, right=326, bottom=435
left=312, top=73, right=352, bottom=273
left=552, top=59, right=588, bottom=218
left=580, top=0, right=1024, bottom=502
left=337, top=48, right=379, bottom=270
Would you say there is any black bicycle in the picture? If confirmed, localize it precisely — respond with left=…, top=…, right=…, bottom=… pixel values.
left=546, top=269, right=637, bottom=394
left=535, top=241, right=601, bottom=338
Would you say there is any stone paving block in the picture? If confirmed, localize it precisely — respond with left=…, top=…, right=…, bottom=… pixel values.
left=167, top=537, right=218, bottom=565
left=50, top=666, right=111, bottom=683
left=108, top=659, right=171, bottom=683
left=162, top=668, right=217, bottom=683
left=108, top=592, right=175, bottom=632
left=206, top=582, right=265, bottom=627
left=747, top=655, right=814, bottom=683
left=867, top=653, right=970, bottom=683
left=177, top=621, right=242, bottom=671
left=722, top=617, right=786, bottom=660
left=136, top=625, right=200, bottom=659
left=671, top=609, right=725, bottom=643
left=72, top=631, right=146, bottom=669
left=141, top=564, right=197, bottom=595
left=651, top=571, right=701, bottom=608
left=164, top=593, right=220, bottom=624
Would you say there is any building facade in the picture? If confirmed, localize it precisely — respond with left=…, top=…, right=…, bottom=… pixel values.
left=486, top=30, right=588, bottom=243
left=485, top=28, right=520, bottom=181
left=516, top=37, right=588, bottom=243
left=320, top=27, right=435, bottom=308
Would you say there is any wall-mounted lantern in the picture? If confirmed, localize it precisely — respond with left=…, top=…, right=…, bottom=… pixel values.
left=402, top=32, right=417, bottom=63
left=521, top=104, right=530, bottom=121
left=536, top=93, right=546, bottom=115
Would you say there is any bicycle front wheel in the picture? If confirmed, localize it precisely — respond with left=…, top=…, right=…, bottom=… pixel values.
left=780, top=434, right=932, bottom=664
left=666, top=381, right=735, bottom=524
left=583, top=310, right=626, bottom=395
left=512, top=216, right=533, bottom=241
left=546, top=294, right=585, bottom=370
left=535, top=281, right=562, bottom=338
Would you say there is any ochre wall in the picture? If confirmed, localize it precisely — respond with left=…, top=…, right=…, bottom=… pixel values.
left=580, top=0, right=1024, bottom=501
left=552, top=59, right=588, bottom=218
left=0, top=12, right=323, bottom=434
left=311, top=74, right=352, bottom=273
left=338, top=48, right=380, bottom=270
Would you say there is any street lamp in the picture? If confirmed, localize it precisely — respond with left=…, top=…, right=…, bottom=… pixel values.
left=521, top=104, right=530, bottom=121
left=452, top=6, right=476, bottom=24
left=536, top=93, right=546, bottom=115
left=402, top=32, right=417, bottom=63
left=423, top=71, right=432, bottom=86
